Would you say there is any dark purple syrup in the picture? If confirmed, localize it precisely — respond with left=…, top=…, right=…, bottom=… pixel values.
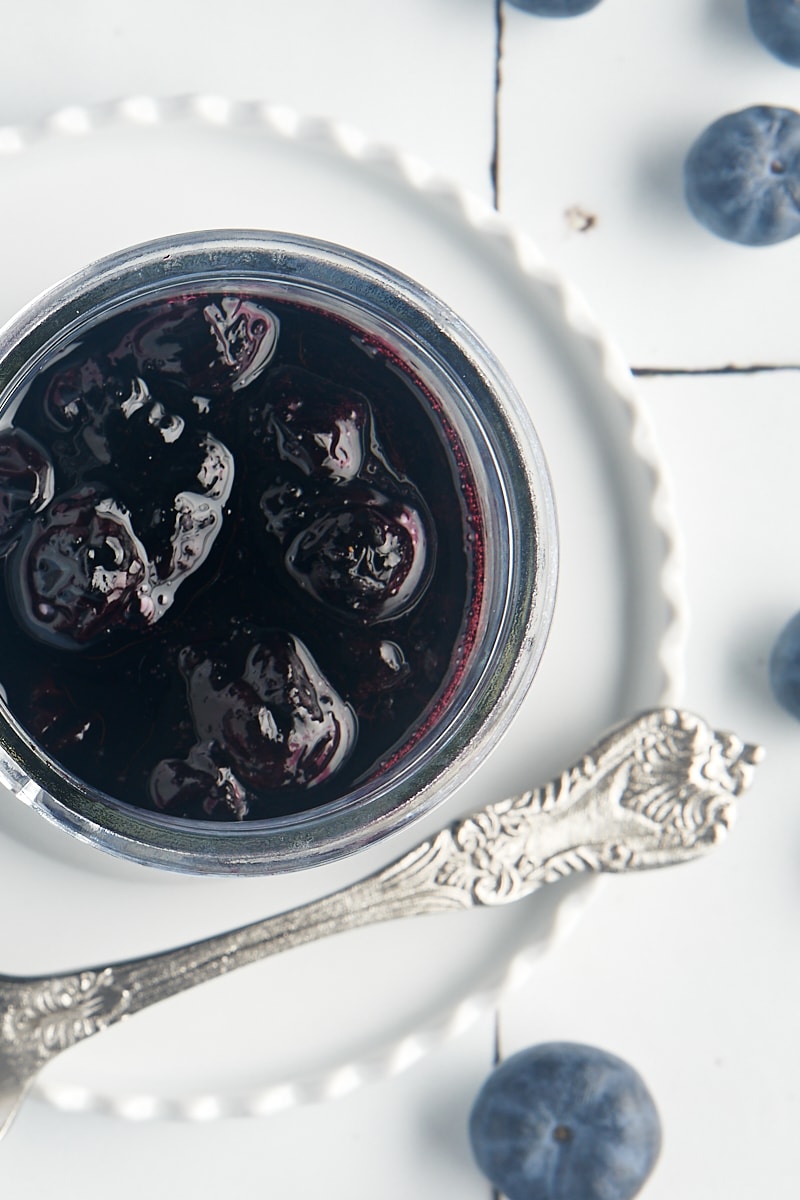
left=0, top=291, right=482, bottom=822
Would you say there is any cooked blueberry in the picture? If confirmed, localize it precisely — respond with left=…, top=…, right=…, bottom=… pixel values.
left=83, top=376, right=193, bottom=491
left=748, top=0, right=800, bottom=66
left=259, top=478, right=306, bottom=540
left=769, top=609, right=800, bottom=718
left=469, top=1043, right=661, bottom=1200
left=0, top=428, right=55, bottom=553
left=155, top=632, right=357, bottom=799
left=263, top=366, right=368, bottom=482
left=330, top=633, right=414, bottom=721
left=7, top=489, right=151, bottom=649
left=110, top=295, right=279, bottom=397
left=506, top=0, right=604, bottom=14
left=39, top=364, right=154, bottom=481
left=150, top=745, right=248, bottom=820
left=45, top=366, right=237, bottom=619
left=684, top=105, right=800, bottom=245
left=30, top=366, right=235, bottom=628
left=285, top=496, right=431, bottom=621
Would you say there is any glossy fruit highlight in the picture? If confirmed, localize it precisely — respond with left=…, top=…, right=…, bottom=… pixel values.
left=506, top=0, right=603, bottom=14
left=747, top=0, right=800, bottom=66
left=769, top=609, right=800, bottom=719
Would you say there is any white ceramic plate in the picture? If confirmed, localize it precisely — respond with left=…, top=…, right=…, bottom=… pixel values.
left=0, top=97, right=685, bottom=1120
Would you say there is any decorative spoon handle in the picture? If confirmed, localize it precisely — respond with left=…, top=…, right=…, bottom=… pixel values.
left=0, top=707, right=762, bottom=1138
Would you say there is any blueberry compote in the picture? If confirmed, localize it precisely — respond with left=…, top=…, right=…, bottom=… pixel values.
left=0, top=291, right=482, bottom=823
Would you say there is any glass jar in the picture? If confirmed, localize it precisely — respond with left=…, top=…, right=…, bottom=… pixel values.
left=0, top=230, right=557, bottom=874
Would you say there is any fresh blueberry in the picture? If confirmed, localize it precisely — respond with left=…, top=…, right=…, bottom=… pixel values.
left=748, top=0, right=800, bottom=66
left=468, top=1042, right=661, bottom=1200
left=684, top=105, right=800, bottom=245
left=769, top=609, right=800, bottom=718
left=505, top=0, right=604, bottom=15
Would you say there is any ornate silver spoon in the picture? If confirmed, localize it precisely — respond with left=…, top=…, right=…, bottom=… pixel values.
left=0, top=707, right=762, bottom=1139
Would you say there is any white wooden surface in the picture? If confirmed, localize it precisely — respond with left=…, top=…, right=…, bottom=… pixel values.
left=1, top=2, right=798, bottom=1196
